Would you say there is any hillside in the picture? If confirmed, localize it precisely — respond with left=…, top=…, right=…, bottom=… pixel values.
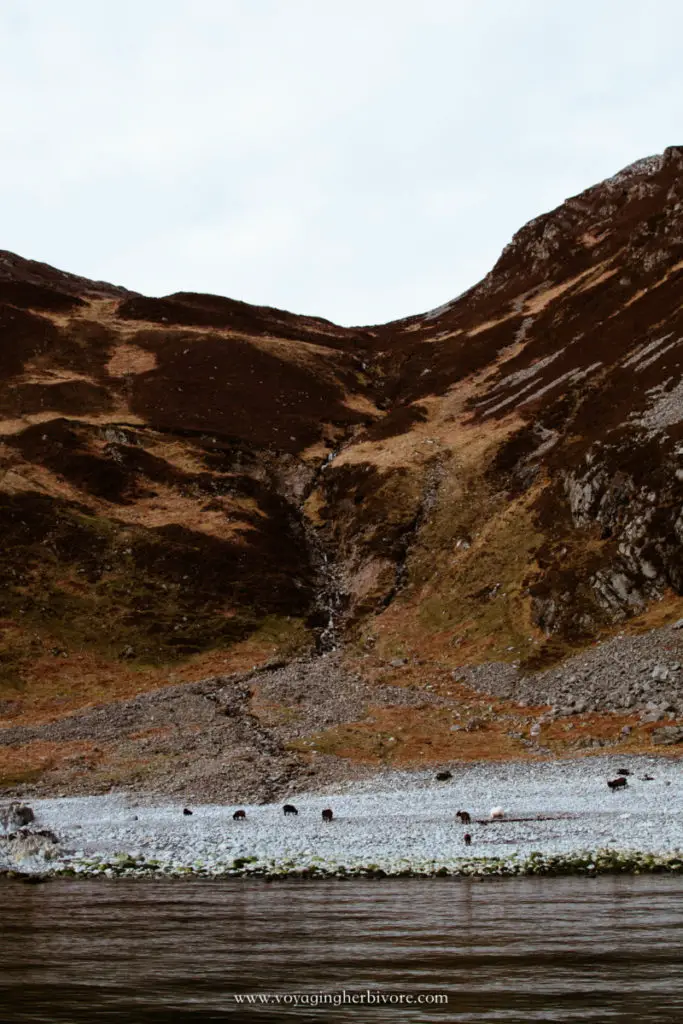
left=3, top=147, right=683, bottom=796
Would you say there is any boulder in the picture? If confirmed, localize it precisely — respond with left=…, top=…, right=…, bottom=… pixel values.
left=0, top=828, right=59, bottom=864
left=0, top=803, right=35, bottom=831
left=651, top=726, right=683, bottom=745
left=639, top=702, right=671, bottom=724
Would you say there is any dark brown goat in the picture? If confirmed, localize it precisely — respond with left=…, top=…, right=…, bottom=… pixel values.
left=456, top=810, right=471, bottom=824
left=322, top=808, right=333, bottom=822
left=283, top=804, right=299, bottom=816
left=233, top=810, right=246, bottom=820
left=607, top=777, right=628, bottom=791
left=464, top=833, right=472, bottom=846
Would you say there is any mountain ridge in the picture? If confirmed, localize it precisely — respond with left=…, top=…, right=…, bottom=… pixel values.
left=3, top=147, right=683, bottom=793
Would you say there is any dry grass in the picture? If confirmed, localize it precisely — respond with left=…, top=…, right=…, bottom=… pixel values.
left=359, top=466, right=544, bottom=669
left=289, top=704, right=527, bottom=765
left=0, top=739, right=104, bottom=788
left=289, top=697, right=681, bottom=767
left=523, top=266, right=601, bottom=313
left=0, top=615, right=309, bottom=727
left=617, top=258, right=683, bottom=313
left=106, top=344, right=158, bottom=376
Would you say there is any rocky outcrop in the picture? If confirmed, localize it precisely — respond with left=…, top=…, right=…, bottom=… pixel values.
left=0, top=827, right=59, bottom=865
left=0, top=802, right=34, bottom=831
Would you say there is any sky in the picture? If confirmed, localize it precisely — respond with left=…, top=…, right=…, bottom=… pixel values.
left=1, top=1, right=682, bottom=326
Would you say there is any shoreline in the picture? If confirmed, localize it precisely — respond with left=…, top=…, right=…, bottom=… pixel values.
left=3, top=754, right=683, bottom=880
left=3, top=848, right=683, bottom=882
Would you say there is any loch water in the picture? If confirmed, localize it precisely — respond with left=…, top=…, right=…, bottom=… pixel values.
left=2, top=876, right=683, bottom=1023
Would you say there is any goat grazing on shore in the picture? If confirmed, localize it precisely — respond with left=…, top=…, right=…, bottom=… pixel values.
left=322, top=808, right=333, bottom=822
left=283, top=804, right=299, bottom=816
left=456, top=810, right=471, bottom=824
left=233, top=810, right=246, bottom=820
left=464, top=833, right=472, bottom=846
left=607, top=777, right=628, bottom=791
left=490, top=807, right=505, bottom=820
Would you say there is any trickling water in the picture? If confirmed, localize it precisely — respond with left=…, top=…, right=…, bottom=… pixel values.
left=312, top=546, right=346, bottom=653
left=300, top=448, right=347, bottom=654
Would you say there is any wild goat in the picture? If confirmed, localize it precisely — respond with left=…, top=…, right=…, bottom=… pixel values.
left=464, top=833, right=472, bottom=846
left=490, top=807, right=505, bottom=820
left=607, top=777, right=628, bottom=791
left=322, top=808, right=333, bottom=822
left=435, top=771, right=452, bottom=782
left=456, top=810, right=471, bottom=824
left=283, top=804, right=299, bottom=816
left=233, top=810, right=246, bottom=820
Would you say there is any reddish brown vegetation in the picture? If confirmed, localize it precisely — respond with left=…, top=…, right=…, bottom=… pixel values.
left=3, top=149, right=683, bottom=786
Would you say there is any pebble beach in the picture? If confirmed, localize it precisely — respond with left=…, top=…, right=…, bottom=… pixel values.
left=3, top=754, right=683, bottom=879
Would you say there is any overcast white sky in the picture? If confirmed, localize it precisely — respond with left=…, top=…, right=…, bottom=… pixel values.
left=1, top=1, right=682, bottom=325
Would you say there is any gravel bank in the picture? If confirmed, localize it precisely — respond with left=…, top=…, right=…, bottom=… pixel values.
left=457, top=620, right=683, bottom=720
left=3, top=755, right=683, bottom=879
left=0, top=655, right=430, bottom=802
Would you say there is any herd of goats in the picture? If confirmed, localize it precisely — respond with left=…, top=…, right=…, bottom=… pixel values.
left=0, top=766, right=642, bottom=855
left=174, top=767, right=638, bottom=849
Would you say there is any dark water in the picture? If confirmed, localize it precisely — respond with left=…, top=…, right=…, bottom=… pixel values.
left=2, top=876, right=683, bottom=1023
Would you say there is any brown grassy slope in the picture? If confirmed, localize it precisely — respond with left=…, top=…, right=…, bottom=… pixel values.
left=0, top=280, right=379, bottom=722
left=4, top=147, right=683, bottom=774
left=311, top=146, right=683, bottom=670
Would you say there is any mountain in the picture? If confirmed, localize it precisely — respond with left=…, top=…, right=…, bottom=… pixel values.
left=2, top=147, right=683, bottom=796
